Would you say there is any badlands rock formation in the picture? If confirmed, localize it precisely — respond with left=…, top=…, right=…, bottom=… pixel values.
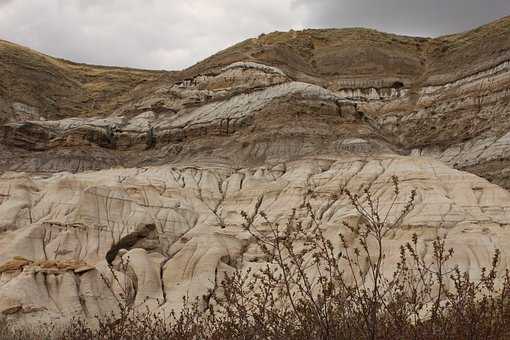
left=0, top=16, right=510, bottom=325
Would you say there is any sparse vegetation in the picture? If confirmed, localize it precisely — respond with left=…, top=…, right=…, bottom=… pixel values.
left=0, top=39, right=164, bottom=122
left=2, top=177, right=510, bottom=339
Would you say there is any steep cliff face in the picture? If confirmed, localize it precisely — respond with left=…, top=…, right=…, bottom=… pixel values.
left=0, top=17, right=510, bottom=325
left=3, top=156, right=510, bottom=326
left=1, top=17, right=510, bottom=182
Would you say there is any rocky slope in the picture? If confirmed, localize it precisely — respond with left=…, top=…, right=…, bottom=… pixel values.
left=0, top=16, right=510, bottom=325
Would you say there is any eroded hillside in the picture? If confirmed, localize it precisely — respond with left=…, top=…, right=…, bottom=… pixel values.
left=0, top=16, right=510, bottom=326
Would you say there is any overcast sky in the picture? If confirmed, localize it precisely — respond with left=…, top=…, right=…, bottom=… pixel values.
left=0, top=0, right=508, bottom=70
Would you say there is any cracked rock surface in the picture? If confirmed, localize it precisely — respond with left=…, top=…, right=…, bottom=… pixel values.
left=1, top=17, right=510, bottom=325
left=2, top=156, right=510, bottom=325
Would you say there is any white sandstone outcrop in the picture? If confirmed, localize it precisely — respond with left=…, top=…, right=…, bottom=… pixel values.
left=1, top=156, right=510, bottom=324
left=1, top=20, right=510, bottom=328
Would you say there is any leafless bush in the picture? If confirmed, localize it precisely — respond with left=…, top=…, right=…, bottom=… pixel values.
left=205, top=176, right=510, bottom=339
left=3, top=176, right=510, bottom=339
left=0, top=316, right=54, bottom=340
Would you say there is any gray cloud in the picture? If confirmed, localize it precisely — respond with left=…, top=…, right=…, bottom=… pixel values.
left=292, top=0, right=510, bottom=37
left=0, top=0, right=13, bottom=7
left=0, top=0, right=304, bottom=70
left=0, top=0, right=507, bottom=70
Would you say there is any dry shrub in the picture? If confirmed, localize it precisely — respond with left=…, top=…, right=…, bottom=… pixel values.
left=3, top=177, right=510, bottom=339
left=0, top=316, right=54, bottom=340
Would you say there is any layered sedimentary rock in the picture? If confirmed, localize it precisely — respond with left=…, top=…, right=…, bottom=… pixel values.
left=2, top=156, right=510, bottom=325
left=1, top=17, right=510, bottom=182
left=1, top=16, right=510, bottom=325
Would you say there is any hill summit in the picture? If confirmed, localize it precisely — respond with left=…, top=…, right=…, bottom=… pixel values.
left=0, top=16, right=510, bottom=326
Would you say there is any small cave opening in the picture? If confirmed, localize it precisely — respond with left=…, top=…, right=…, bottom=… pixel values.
left=392, top=81, right=405, bottom=89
